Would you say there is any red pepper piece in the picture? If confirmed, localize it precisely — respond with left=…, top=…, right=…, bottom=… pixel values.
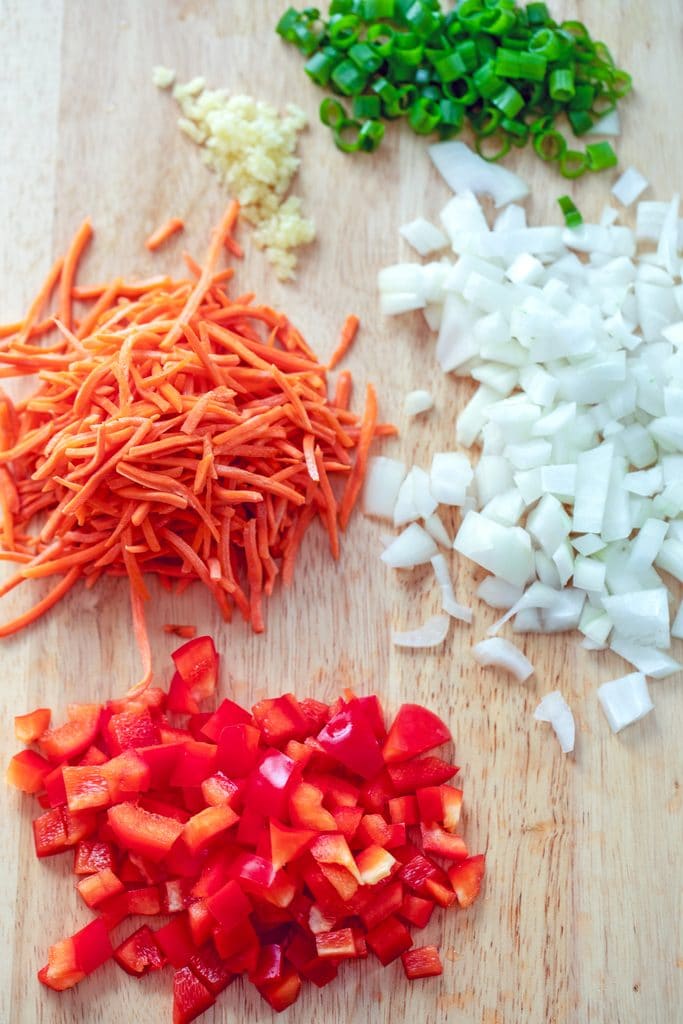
left=256, top=964, right=302, bottom=1012
left=316, top=700, right=384, bottom=780
left=171, top=635, right=219, bottom=704
left=284, top=928, right=338, bottom=988
left=236, top=805, right=267, bottom=847
left=188, top=943, right=233, bottom=995
left=441, top=784, right=464, bottom=832
left=331, top=805, right=364, bottom=842
left=187, top=899, right=214, bottom=946
left=231, top=853, right=296, bottom=908
left=424, top=877, right=457, bottom=908
left=216, top=723, right=261, bottom=777
left=72, top=918, right=113, bottom=975
left=448, top=853, right=486, bottom=908
left=32, top=806, right=68, bottom=858
left=401, top=945, right=443, bottom=979
left=164, top=840, right=207, bottom=880
left=398, top=853, right=443, bottom=894
left=206, top=878, right=252, bottom=930
left=416, top=785, right=444, bottom=822
left=388, top=794, right=419, bottom=825
left=305, top=772, right=360, bottom=808
left=296, top=858, right=350, bottom=919
left=106, top=707, right=160, bottom=755
left=318, top=862, right=359, bottom=901
left=127, top=885, right=163, bottom=916
left=161, top=878, right=193, bottom=914
left=6, top=749, right=52, bottom=793
left=398, top=893, right=434, bottom=929
left=77, top=867, right=125, bottom=908
left=38, top=935, right=85, bottom=991
left=289, top=782, right=337, bottom=831
left=159, top=722, right=194, bottom=745
left=387, top=756, right=458, bottom=793
left=107, top=801, right=185, bottom=862
left=79, top=744, right=109, bottom=766
left=167, top=672, right=200, bottom=715
left=357, top=879, right=404, bottom=930
left=310, top=833, right=361, bottom=883
left=97, top=891, right=130, bottom=930
left=252, top=693, right=310, bottom=745
left=212, top=917, right=259, bottom=966
left=114, top=925, right=166, bottom=976
left=169, top=741, right=217, bottom=788
left=366, top=914, right=413, bottom=965
left=62, top=765, right=110, bottom=811
left=172, top=965, right=216, bottom=1024
left=420, top=823, right=469, bottom=862
left=139, top=796, right=191, bottom=824
left=297, top=697, right=330, bottom=734
left=73, top=839, right=116, bottom=875
left=358, top=770, right=395, bottom=814
left=14, top=706, right=51, bottom=744
left=187, top=712, right=213, bottom=741
left=105, top=749, right=152, bottom=802
left=156, top=915, right=196, bottom=968
left=284, top=739, right=314, bottom=767
left=355, top=844, right=398, bottom=886
left=182, top=805, right=239, bottom=855
left=354, top=694, right=386, bottom=739
left=137, top=742, right=186, bottom=788
left=246, top=749, right=298, bottom=818
left=315, top=927, right=358, bottom=960
left=306, top=902, right=337, bottom=935
left=383, top=704, right=451, bottom=764
left=62, top=807, right=98, bottom=847
left=201, top=771, right=241, bottom=808
left=43, top=764, right=67, bottom=808
left=199, top=697, right=252, bottom=742
left=39, top=710, right=101, bottom=763
left=269, top=820, right=316, bottom=870
left=355, top=813, right=406, bottom=850
left=249, top=942, right=284, bottom=985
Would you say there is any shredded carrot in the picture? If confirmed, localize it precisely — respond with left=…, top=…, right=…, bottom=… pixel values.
left=0, top=205, right=386, bottom=686
left=145, top=217, right=184, bottom=252
left=328, top=314, right=360, bottom=371
left=163, top=624, right=197, bottom=639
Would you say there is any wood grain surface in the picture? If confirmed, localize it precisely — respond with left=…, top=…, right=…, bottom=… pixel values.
left=1, top=2, right=682, bottom=1022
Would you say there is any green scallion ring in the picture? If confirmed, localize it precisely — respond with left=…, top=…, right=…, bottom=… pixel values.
left=475, top=131, right=511, bottom=162
left=533, top=129, right=567, bottom=161
left=559, top=148, right=588, bottom=178
left=333, top=118, right=363, bottom=152
left=329, top=14, right=361, bottom=50
left=320, top=97, right=347, bottom=129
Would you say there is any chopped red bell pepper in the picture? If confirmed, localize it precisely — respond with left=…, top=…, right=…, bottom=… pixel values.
left=73, top=839, right=116, bottom=875
left=310, top=833, right=361, bottom=883
left=318, top=862, right=359, bottom=901
left=6, top=749, right=52, bottom=794
left=188, top=944, right=233, bottom=995
left=297, top=697, right=330, bottom=734
left=72, top=918, right=114, bottom=975
left=365, top=914, right=413, bottom=965
left=383, top=704, right=451, bottom=765
left=62, top=765, right=110, bottom=812
left=401, top=945, right=443, bottom=979
left=388, top=794, right=419, bottom=825
left=171, top=635, right=219, bottom=704
left=77, top=867, right=124, bottom=908
left=386, top=755, right=458, bottom=793
left=200, top=771, right=241, bottom=808
left=249, top=942, right=284, bottom=985
left=167, top=672, right=200, bottom=715
left=355, top=844, right=398, bottom=886
left=420, top=823, right=468, bottom=862
left=216, top=723, right=261, bottom=777
left=331, top=805, right=364, bottom=841
left=38, top=935, right=85, bottom=991
left=316, top=700, right=384, bottom=780
left=156, top=915, right=196, bottom=969
left=199, top=697, right=251, bottom=742
left=114, top=925, right=166, bottom=976
left=448, top=853, right=486, bottom=908
left=398, top=893, right=434, bottom=929
left=107, top=802, right=185, bottom=863
left=231, top=853, right=296, bottom=908
left=172, top=965, right=215, bottom=1024
left=256, top=964, right=302, bottom=1012
left=169, top=741, right=217, bottom=787
left=357, top=879, right=404, bottom=930
left=424, top=877, right=457, bottom=908
left=441, top=784, right=464, bottom=832
left=269, top=820, right=316, bottom=870
left=355, top=813, right=406, bottom=850
left=182, top=805, right=239, bottom=855
left=358, top=770, right=395, bottom=813
left=33, top=807, right=68, bottom=858
left=105, top=707, right=160, bottom=753
left=315, top=927, right=359, bottom=960
left=246, top=748, right=298, bottom=818
left=252, top=693, right=309, bottom=745
left=206, top=878, right=252, bottom=930
left=187, top=900, right=214, bottom=947
left=14, top=706, right=51, bottom=744
left=161, top=878, right=192, bottom=914
left=39, top=710, right=101, bottom=763
left=289, top=782, right=337, bottom=831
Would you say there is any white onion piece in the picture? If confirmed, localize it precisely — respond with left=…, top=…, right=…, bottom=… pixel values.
left=597, top=672, right=654, bottom=733
left=476, top=577, right=524, bottom=609
left=423, top=512, right=452, bottom=548
left=472, top=637, right=534, bottom=681
left=587, top=109, right=621, bottom=136
left=671, top=600, right=683, bottom=639
left=610, top=632, right=681, bottom=678
left=400, top=217, right=448, bottom=256
left=362, top=457, right=406, bottom=520
left=380, top=291, right=425, bottom=316
left=454, top=511, right=534, bottom=587
left=404, top=389, right=434, bottom=417
left=431, top=554, right=472, bottom=623
left=429, top=141, right=529, bottom=208
left=534, top=691, right=575, bottom=753
left=430, top=451, right=473, bottom=506
left=392, top=613, right=450, bottom=648
left=601, top=588, right=670, bottom=648
left=381, top=523, right=438, bottom=569
left=612, top=167, right=649, bottom=207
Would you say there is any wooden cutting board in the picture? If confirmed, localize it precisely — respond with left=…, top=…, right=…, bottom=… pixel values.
left=1, top=2, right=681, bottom=1021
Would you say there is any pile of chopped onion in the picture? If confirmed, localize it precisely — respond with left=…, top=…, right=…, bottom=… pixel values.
left=371, top=142, right=683, bottom=739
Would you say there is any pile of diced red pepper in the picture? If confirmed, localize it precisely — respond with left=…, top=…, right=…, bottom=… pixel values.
left=7, top=636, right=485, bottom=1022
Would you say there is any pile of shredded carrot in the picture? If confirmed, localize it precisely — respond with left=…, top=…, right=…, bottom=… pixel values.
left=0, top=203, right=392, bottom=687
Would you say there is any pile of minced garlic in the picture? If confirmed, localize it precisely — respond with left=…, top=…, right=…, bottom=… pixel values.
left=153, top=67, right=315, bottom=280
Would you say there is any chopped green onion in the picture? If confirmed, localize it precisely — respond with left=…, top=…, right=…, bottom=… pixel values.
left=349, top=42, right=383, bottom=73
left=528, top=28, right=561, bottom=60
left=557, top=194, right=583, bottom=228
left=559, top=149, right=588, bottom=178
left=549, top=68, right=575, bottom=101
left=495, top=47, right=548, bottom=82
left=366, top=23, right=397, bottom=56
left=568, top=109, right=594, bottom=135
left=329, top=14, right=361, bottom=48
left=404, top=0, right=440, bottom=38
left=320, top=97, right=347, bottom=128
left=331, top=58, right=369, bottom=94
left=533, top=129, right=566, bottom=161
left=492, top=83, right=524, bottom=118
left=475, top=131, right=511, bottom=161
left=352, top=94, right=381, bottom=118
left=305, top=48, right=339, bottom=85
left=333, top=119, right=363, bottom=151
left=439, top=98, right=465, bottom=129
left=431, top=50, right=467, bottom=82
left=473, top=60, right=505, bottom=99
left=586, top=140, right=617, bottom=170
left=526, top=3, right=550, bottom=27
left=358, top=118, right=386, bottom=150
left=408, top=96, right=441, bottom=134
left=362, top=0, right=395, bottom=16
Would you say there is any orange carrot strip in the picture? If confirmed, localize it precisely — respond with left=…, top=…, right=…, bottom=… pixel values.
left=328, top=314, right=360, bottom=370
left=0, top=567, right=80, bottom=638
left=58, top=219, right=94, bottom=331
left=145, top=217, right=184, bottom=252
left=338, top=382, right=377, bottom=531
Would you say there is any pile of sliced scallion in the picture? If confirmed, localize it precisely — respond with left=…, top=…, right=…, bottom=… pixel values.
left=276, top=0, right=631, bottom=174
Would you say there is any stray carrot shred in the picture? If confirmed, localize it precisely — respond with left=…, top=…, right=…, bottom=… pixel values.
left=0, top=205, right=386, bottom=687
left=328, top=314, right=360, bottom=370
left=163, top=624, right=197, bottom=639
left=145, top=217, right=184, bottom=252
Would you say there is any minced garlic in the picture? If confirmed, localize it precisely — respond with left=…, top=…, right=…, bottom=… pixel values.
left=154, top=69, right=315, bottom=280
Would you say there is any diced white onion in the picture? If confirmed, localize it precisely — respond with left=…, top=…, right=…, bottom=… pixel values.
left=430, top=451, right=473, bottom=506
left=392, top=613, right=450, bottom=648
left=454, top=511, right=534, bottom=587
left=587, top=109, right=621, bottom=136
left=404, top=389, right=434, bottom=417
left=429, top=141, right=530, bottom=208
left=362, top=457, right=406, bottom=520
left=431, top=554, right=472, bottom=623
left=611, top=167, right=649, bottom=207
left=597, top=672, right=654, bottom=733
left=534, top=691, right=575, bottom=753
left=476, top=577, right=524, bottom=609
left=472, top=637, right=534, bottom=681
left=381, top=523, right=438, bottom=569
left=400, top=217, right=448, bottom=256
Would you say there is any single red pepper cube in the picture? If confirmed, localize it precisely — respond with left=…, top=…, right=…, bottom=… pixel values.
left=420, top=823, right=469, bottom=862
left=170, top=741, right=217, bottom=788
left=201, top=771, right=241, bottom=808
left=398, top=853, right=441, bottom=894
left=355, top=844, right=398, bottom=886
left=156, top=915, right=196, bottom=969
left=256, top=965, right=303, bottom=1011
left=237, top=806, right=267, bottom=847
left=137, top=742, right=186, bottom=789
left=39, top=710, right=101, bottom=763
left=105, top=707, right=159, bottom=754
left=127, top=885, right=163, bottom=916
left=401, top=945, right=443, bottom=980
left=289, top=782, right=337, bottom=832
left=315, top=928, right=358, bottom=960
left=161, top=878, right=192, bottom=914
left=448, top=853, right=486, bottom=908
left=441, top=785, right=464, bottom=832
left=416, top=786, right=445, bottom=823
left=424, top=877, right=457, bottom=908
left=388, top=795, right=419, bottom=825
left=284, top=739, right=314, bottom=767
left=387, top=756, right=458, bottom=794
left=173, top=965, right=216, bottom=1024
left=72, top=918, right=113, bottom=975
left=6, top=749, right=52, bottom=794
left=167, top=672, right=200, bottom=715
left=114, top=925, right=166, bottom=976
left=216, top=723, right=261, bottom=777
left=366, top=914, right=413, bottom=965
left=358, top=771, right=395, bottom=814
left=97, top=891, right=130, bottom=931
left=43, top=764, right=67, bottom=807
left=188, top=943, right=233, bottom=995
left=32, top=807, right=68, bottom=858
left=358, top=879, right=404, bottom=930
left=38, top=936, right=85, bottom=991
left=269, top=820, right=316, bottom=871
left=297, top=858, right=349, bottom=919
left=305, top=772, right=360, bottom=809
left=159, top=722, right=194, bottom=745
left=163, top=840, right=208, bottom=880
left=316, top=700, right=384, bottom=780
left=249, top=943, right=284, bottom=985
left=354, top=694, right=386, bottom=739
left=187, top=899, right=214, bottom=947
left=139, top=796, right=190, bottom=824
left=73, top=839, right=116, bottom=875
left=107, top=801, right=185, bottom=863
left=246, top=749, right=298, bottom=818
left=383, top=704, right=451, bottom=765
left=232, top=853, right=296, bottom=909
left=355, top=813, right=406, bottom=850
left=223, top=940, right=260, bottom=977
left=212, top=918, right=258, bottom=961
left=398, top=893, right=434, bottom=929
left=318, top=862, right=359, bottom=902
left=332, top=805, right=364, bottom=842
left=62, top=765, right=110, bottom=812
left=62, top=807, right=98, bottom=847
left=105, top=749, right=152, bottom=802
left=77, top=867, right=125, bottom=909
left=206, top=878, right=252, bottom=930
left=172, top=635, right=219, bottom=704
left=199, top=697, right=252, bottom=742
left=182, top=805, right=239, bottom=855
left=297, top=697, right=330, bottom=735
left=79, top=745, right=109, bottom=766
left=14, top=706, right=51, bottom=744
left=252, top=693, right=310, bottom=745
left=310, top=833, right=361, bottom=883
